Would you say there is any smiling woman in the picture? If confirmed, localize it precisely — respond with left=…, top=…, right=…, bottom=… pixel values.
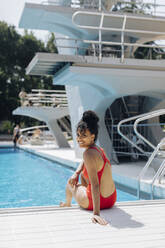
left=60, top=110, right=117, bottom=225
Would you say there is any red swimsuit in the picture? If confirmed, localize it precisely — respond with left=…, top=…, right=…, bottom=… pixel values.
left=82, top=146, right=117, bottom=210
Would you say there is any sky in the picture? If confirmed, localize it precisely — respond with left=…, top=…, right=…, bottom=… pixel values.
left=0, top=0, right=48, bottom=42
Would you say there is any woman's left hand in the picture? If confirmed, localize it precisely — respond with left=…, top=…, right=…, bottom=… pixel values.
left=91, top=215, right=108, bottom=225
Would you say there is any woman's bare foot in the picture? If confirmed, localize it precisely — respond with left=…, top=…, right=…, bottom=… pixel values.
left=60, top=202, right=71, bottom=207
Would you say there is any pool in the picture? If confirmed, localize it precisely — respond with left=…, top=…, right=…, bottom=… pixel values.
left=0, top=148, right=138, bottom=208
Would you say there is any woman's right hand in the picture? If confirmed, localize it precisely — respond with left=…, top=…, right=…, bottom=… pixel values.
left=68, top=173, right=79, bottom=187
left=92, top=215, right=108, bottom=225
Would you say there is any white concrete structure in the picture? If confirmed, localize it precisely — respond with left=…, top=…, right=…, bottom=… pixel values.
left=13, top=106, right=70, bottom=147
left=13, top=89, right=71, bottom=147
left=18, top=0, right=165, bottom=162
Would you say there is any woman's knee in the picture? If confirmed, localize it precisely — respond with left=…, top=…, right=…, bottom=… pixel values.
left=74, top=189, right=89, bottom=208
left=66, top=180, right=74, bottom=192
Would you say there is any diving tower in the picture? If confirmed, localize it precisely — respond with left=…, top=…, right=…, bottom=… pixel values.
left=18, top=0, right=165, bottom=161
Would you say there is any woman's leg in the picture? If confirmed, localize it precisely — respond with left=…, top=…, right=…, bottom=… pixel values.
left=80, top=173, right=88, bottom=187
left=60, top=181, right=73, bottom=207
left=60, top=181, right=89, bottom=209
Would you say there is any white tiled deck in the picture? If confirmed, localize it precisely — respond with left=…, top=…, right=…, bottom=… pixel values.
left=1, top=201, right=165, bottom=248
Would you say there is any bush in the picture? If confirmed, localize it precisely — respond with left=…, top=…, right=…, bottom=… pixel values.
left=0, top=120, right=13, bottom=134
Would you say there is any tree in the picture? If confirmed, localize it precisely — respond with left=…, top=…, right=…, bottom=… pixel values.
left=112, top=0, right=151, bottom=14
left=0, top=21, right=61, bottom=126
left=46, top=33, right=58, bottom=53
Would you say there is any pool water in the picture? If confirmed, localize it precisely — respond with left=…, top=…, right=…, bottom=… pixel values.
left=0, top=148, right=138, bottom=208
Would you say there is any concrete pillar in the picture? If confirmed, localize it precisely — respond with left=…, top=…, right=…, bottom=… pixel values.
left=47, top=119, right=70, bottom=148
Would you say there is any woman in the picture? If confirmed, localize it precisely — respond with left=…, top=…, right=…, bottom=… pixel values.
left=13, top=124, right=20, bottom=148
left=60, top=110, right=116, bottom=225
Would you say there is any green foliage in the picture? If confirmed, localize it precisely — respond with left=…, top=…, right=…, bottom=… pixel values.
left=0, top=21, right=61, bottom=130
left=46, top=33, right=58, bottom=53
left=0, top=120, right=13, bottom=134
left=112, top=0, right=151, bottom=14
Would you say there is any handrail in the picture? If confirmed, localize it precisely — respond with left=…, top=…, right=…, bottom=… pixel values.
left=20, top=125, right=48, bottom=133
left=19, top=89, right=68, bottom=107
left=72, top=11, right=165, bottom=34
left=151, top=159, right=165, bottom=199
left=41, top=0, right=106, bottom=10
left=41, top=0, right=165, bottom=15
left=117, top=111, right=155, bottom=155
left=137, top=137, right=165, bottom=199
left=134, top=109, right=165, bottom=151
left=117, top=109, right=165, bottom=156
left=31, top=89, right=66, bottom=93
left=55, top=36, right=165, bottom=52
left=72, top=10, right=165, bottom=61
left=20, top=125, right=56, bottom=144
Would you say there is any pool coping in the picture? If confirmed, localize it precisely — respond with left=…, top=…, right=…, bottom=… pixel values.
left=1, top=199, right=165, bottom=215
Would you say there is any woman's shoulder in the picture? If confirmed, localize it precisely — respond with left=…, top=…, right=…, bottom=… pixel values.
left=83, top=146, right=101, bottom=159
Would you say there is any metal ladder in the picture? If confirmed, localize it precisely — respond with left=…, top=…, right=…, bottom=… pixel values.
left=117, top=109, right=165, bottom=199
left=137, top=137, right=165, bottom=199
left=117, top=109, right=165, bottom=156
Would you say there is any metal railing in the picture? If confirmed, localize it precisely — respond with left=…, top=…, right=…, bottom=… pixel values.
left=117, top=109, right=165, bottom=199
left=40, top=0, right=165, bottom=16
left=21, top=125, right=48, bottom=133
left=72, top=11, right=165, bottom=62
left=112, top=122, right=161, bottom=157
left=55, top=37, right=121, bottom=58
left=41, top=0, right=107, bottom=10
left=55, top=36, right=165, bottom=62
left=117, top=109, right=165, bottom=156
left=134, top=109, right=165, bottom=150
left=20, top=125, right=56, bottom=145
left=40, top=1, right=165, bottom=61
left=19, top=89, right=68, bottom=107
left=137, top=137, right=165, bottom=199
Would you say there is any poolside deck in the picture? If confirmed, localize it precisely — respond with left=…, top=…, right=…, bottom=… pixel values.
left=1, top=200, right=165, bottom=248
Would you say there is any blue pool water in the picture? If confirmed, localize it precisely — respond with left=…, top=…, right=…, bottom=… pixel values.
left=0, top=148, right=138, bottom=208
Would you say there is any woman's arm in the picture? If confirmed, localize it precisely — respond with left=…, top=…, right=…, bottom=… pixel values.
left=75, top=161, right=84, bottom=176
left=83, top=149, right=108, bottom=225
left=69, top=161, right=84, bottom=186
left=83, top=150, right=100, bottom=215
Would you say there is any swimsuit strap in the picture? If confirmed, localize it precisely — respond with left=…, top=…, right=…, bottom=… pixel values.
left=88, top=146, right=111, bottom=166
left=88, top=146, right=105, bottom=161
left=88, top=146, right=107, bottom=178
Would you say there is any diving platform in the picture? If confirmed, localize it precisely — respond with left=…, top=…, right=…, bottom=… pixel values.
left=27, top=52, right=165, bottom=76
left=26, top=52, right=165, bottom=99
left=13, top=106, right=70, bottom=148
left=19, top=1, right=165, bottom=43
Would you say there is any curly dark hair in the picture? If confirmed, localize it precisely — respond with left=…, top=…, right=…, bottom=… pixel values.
left=77, top=110, right=99, bottom=141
